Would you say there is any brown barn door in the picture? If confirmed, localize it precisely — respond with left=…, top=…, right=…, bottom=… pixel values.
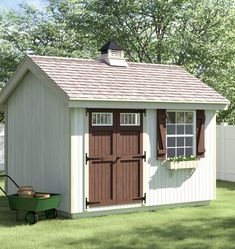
left=87, top=110, right=144, bottom=207
left=88, top=111, right=116, bottom=206
left=116, top=111, right=144, bottom=204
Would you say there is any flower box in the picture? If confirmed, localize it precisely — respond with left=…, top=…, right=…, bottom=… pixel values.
left=166, top=160, right=198, bottom=170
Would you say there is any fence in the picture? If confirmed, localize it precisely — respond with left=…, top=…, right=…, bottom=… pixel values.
left=216, top=124, right=235, bottom=182
left=0, top=125, right=4, bottom=171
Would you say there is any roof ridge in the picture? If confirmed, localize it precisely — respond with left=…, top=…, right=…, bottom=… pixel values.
left=28, top=55, right=180, bottom=68
left=128, top=61, right=180, bottom=68
left=28, top=54, right=96, bottom=62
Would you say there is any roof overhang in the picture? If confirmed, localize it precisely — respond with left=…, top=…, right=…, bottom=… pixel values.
left=69, top=98, right=229, bottom=111
left=0, top=55, right=68, bottom=111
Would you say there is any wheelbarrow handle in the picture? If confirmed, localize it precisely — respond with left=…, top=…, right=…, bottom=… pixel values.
left=0, top=186, right=8, bottom=197
left=0, top=174, right=20, bottom=189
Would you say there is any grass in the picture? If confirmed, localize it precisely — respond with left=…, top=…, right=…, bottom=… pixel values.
left=0, top=180, right=235, bottom=249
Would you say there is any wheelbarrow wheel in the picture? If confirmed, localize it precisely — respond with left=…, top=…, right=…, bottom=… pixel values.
left=45, top=209, right=57, bottom=219
left=25, top=211, right=38, bottom=225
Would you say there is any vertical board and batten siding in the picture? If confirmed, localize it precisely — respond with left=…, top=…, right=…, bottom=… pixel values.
left=71, top=108, right=216, bottom=215
left=217, top=124, right=235, bottom=182
left=146, top=109, right=216, bottom=206
left=7, top=71, right=70, bottom=212
left=70, top=108, right=85, bottom=213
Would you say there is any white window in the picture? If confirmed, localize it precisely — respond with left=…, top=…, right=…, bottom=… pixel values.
left=166, top=111, right=195, bottom=157
left=92, top=112, right=113, bottom=126
left=120, top=113, right=140, bottom=126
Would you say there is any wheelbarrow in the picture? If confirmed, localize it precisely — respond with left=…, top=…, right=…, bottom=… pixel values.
left=0, top=175, right=62, bottom=224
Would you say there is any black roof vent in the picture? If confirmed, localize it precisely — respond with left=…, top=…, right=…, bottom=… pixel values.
left=100, top=41, right=122, bottom=53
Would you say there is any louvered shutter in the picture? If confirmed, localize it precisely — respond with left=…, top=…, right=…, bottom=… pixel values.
left=157, top=109, right=166, bottom=160
left=196, top=110, right=205, bottom=158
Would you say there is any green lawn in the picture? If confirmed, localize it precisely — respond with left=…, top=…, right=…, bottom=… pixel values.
left=0, top=180, right=235, bottom=249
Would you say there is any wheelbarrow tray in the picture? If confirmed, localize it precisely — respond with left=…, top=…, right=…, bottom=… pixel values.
left=8, top=193, right=62, bottom=212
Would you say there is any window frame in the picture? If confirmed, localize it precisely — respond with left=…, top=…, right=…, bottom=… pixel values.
left=166, top=110, right=196, bottom=158
left=91, top=112, right=113, bottom=126
left=120, top=112, right=140, bottom=126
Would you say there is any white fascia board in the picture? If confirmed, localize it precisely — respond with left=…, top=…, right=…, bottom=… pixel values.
left=69, top=99, right=229, bottom=111
left=0, top=55, right=69, bottom=110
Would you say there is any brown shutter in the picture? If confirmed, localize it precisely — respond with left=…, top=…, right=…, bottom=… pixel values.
left=157, top=109, right=166, bottom=160
left=196, top=110, right=205, bottom=158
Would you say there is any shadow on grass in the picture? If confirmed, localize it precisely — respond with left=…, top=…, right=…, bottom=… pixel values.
left=217, top=180, right=235, bottom=191
left=58, top=215, right=235, bottom=249
left=0, top=196, right=66, bottom=227
left=0, top=196, right=20, bottom=227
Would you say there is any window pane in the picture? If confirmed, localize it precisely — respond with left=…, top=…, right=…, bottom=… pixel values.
left=177, top=137, right=184, bottom=147
left=100, top=114, right=103, bottom=124
left=167, top=148, right=176, bottom=157
left=185, top=112, right=193, bottom=123
left=92, top=114, right=96, bottom=124
left=167, top=112, right=176, bottom=123
left=166, top=110, right=195, bottom=158
left=120, top=113, right=140, bottom=126
left=137, top=114, right=140, bottom=125
left=186, top=137, right=193, bottom=146
left=97, top=114, right=100, bottom=124
left=177, top=125, right=184, bottom=134
left=120, top=114, right=124, bottom=124
left=185, top=125, right=193, bottom=134
left=186, top=148, right=193, bottom=156
left=92, top=113, right=112, bottom=126
left=107, top=114, right=111, bottom=124
left=167, top=137, right=175, bottom=147
left=177, top=148, right=184, bottom=156
left=167, top=125, right=175, bottom=135
left=177, top=112, right=184, bottom=123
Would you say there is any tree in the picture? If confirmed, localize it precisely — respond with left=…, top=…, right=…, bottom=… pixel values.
left=0, top=0, right=234, bottom=123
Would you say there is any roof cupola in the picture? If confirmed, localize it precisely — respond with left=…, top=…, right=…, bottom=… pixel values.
left=99, top=41, right=128, bottom=67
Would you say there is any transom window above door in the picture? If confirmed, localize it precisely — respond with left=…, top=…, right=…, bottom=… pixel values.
left=166, top=111, right=195, bottom=157
left=120, top=113, right=140, bottom=126
left=92, top=112, right=113, bottom=126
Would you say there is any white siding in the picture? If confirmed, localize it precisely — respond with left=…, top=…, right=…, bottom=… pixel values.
left=7, top=71, right=70, bottom=212
left=217, top=124, right=235, bottom=182
left=73, top=108, right=216, bottom=215
left=146, top=109, right=216, bottom=206
left=70, top=108, right=85, bottom=213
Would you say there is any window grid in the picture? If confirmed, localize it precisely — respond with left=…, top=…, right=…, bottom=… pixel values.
left=92, top=112, right=113, bottom=126
left=120, top=113, right=140, bottom=126
left=166, top=111, right=195, bottom=158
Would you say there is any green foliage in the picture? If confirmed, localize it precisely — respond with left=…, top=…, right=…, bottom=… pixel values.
left=166, top=155, right=197, bottom=162
left=0, top=0, right=234, bottom=123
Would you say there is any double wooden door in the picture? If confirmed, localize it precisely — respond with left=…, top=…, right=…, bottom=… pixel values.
left=87, top=109, right=144, bottom=207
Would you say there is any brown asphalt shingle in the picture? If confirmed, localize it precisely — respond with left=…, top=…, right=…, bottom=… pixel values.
left=29, top=55, right=229, bottom=104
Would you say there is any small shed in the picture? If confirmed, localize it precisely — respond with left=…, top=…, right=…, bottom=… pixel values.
left=0, top=41, right=229, bottom=218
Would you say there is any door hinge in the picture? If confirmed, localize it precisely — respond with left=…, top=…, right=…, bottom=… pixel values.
left=85, top=197, right=100, bottom=209
left=133, top=193, right=146, bottom=204
left=85, top=153, right=104, bottom=165
left=133, top=151, right=146, bottom=162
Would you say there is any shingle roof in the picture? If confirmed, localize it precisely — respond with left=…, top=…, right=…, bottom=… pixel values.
left=29, top=55, right=229, bottom=104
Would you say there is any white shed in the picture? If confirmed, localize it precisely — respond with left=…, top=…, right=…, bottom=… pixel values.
left=0, top=41, right=229, bottom=218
